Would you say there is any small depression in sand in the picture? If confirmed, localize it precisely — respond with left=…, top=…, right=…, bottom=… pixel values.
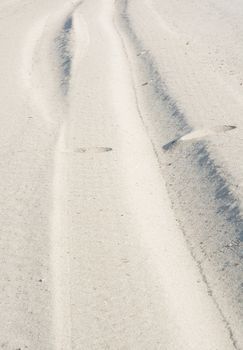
left=62, top=147, right=113, bottom=154
left=74, top=147, right=113, bottom=153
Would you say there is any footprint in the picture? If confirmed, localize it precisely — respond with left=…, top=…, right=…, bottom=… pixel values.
left=162, top=125, right=236, bottom=151
left=63, top=147, right=112, bottom=154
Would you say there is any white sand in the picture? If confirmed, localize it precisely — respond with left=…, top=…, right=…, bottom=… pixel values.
left=0, top=0, right=242, bottom=349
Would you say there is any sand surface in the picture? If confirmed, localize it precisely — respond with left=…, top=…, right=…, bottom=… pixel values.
left=0, top=0, right=242, bottom=349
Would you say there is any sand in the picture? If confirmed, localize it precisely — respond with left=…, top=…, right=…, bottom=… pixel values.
left=0, top=0, right=242, bottom=348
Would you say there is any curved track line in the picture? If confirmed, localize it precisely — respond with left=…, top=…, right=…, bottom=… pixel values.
left=50, top=3, right=89, bottom=349
left=114, top=2, right=241, bottom=349
left=20, top=2, right=88, bottom=348
left=20, top=0, right=85, bottom=125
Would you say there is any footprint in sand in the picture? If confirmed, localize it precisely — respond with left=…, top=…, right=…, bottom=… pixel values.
left=74, top=147, right=113, bottom=153
left=62, top=147, right=113, bottom=154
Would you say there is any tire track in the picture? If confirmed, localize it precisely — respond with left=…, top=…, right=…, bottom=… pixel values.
left=115, top=0, right=243, bottom=348
left=21, top=2, right=89, bottom=348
